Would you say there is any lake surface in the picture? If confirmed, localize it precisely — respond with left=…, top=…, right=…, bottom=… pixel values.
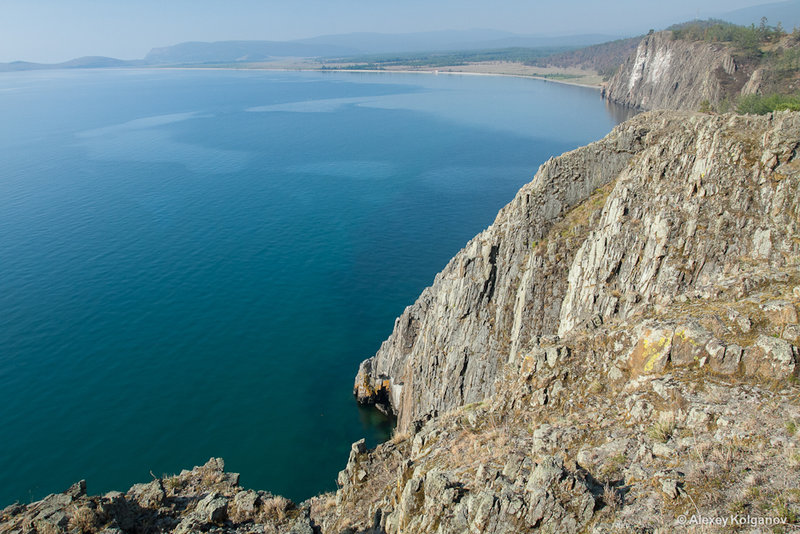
left=0, top=68, right=629, bottom=504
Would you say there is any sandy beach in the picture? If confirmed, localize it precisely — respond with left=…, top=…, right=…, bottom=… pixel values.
left=156, top=59, right=605, bottom=90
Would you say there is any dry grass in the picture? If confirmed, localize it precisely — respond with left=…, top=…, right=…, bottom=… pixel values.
left=391, top=428, right=412, bottom=445
left=163, top=475, right=183, bottom=493
left=787, top=447, right=800, bottom=469
left=67, top=506, right=98, bottom=533
left=258, top=496, right=291, bottom=522
left=588, top=380, right=605, bottom=394
left=36, top=523, right=61, bottom=534
left=603, top=482, right=623, bottom=512
left=201, top=469, right=224, bottom=487
left=647, top=416, right=677, bottom=443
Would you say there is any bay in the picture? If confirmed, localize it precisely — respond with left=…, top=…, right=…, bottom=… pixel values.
left=0, top=69, right=629, bottom=504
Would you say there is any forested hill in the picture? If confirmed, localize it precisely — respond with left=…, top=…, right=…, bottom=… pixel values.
left=526, top=36, right=642, bottom=79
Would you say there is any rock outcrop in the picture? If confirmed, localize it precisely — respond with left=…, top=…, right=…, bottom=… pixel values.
left=4, top=110, right=800, bottom=533
left=0, top=458, right=317, bottom=534
left=356, top=109, right=800, bottom=434
left=602, top=31, right=760, bottom=111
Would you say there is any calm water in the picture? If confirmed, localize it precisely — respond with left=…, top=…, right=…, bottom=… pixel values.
left=0, top=69, right=628, bottom=504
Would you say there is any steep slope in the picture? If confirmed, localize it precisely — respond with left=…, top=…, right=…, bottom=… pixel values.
left=602, top=31, right=758, bottom=111
left=354, top=117, right=648, bottom=432
left=4, top=111, right=800, bottom=534
left=355, top=110, right=800, bottom=434
left=603, top=27, right=800, bottom=112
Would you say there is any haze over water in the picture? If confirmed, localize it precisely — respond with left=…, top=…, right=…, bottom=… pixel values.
left=0, top=69, right=629, bottom=504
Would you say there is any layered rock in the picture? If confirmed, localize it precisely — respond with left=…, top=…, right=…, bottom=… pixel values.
left=602, top=31, right=759, bottom=111
left=5, top=111, right=800, bottom=534
left=355, top=110, right=800, bottom=434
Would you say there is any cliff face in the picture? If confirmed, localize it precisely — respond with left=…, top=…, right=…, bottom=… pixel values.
left=5, top=111, right=800, bottom=534
left=353, top=119, right=649, bottom=431
left=331, top=110, right=800, bottom=533
left=602, top=31, right=759, bottom=111
left=356, top=110, right=800, bottom=434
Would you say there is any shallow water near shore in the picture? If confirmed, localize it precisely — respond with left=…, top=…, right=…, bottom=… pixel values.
left=0, top=68, right=630, bottom=504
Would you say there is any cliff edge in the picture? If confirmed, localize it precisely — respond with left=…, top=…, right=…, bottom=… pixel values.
left=602, top=31, right=757, bottom=111
left=4, top=110, right=800, bottom=533
left=355, top=110, right=800, bottom=433
left=603, top=29, right=800, bottom=112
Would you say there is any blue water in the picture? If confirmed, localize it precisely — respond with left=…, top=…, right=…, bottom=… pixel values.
left=0, top=69, right=628, bottom=504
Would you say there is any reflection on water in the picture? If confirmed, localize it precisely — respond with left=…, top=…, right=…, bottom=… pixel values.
left=604, top=98, right=641, bottom=124
left=358, top=404, right=396, bottom=446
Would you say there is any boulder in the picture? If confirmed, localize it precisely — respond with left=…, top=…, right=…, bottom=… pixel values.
left=628, top=327, right=673, bottom=375
left=194, top=491, right=228, bottom=524
left=742, top=335, right=798, bottom=379
left=671, top=323, right=712, bottom=367
left=761, top=300, right=798, bottom=326
left=126, top=480, right=165, bottom=509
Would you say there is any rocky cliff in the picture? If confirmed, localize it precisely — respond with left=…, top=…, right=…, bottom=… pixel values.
left=340, top=109, right=800, bottom=532
left=355, top=109, right=800, bottom=433
left=602, top=31, right=761, bottom=111
left=4, top=110, right=800, bottom=533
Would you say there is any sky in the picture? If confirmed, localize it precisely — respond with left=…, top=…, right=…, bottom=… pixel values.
left=0, top=0, right=782, bottom=63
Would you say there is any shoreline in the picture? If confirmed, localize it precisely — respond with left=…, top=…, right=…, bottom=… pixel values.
left=147, top=65, right=605, bottom=90
left=1, top=63, right=604, bottom=90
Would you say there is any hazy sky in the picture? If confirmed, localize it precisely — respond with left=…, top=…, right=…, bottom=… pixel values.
left=0, top=0, right=779, bottom=63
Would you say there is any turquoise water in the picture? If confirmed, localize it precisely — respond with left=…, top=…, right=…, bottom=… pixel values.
left=0, top=69, right=628, bottom=504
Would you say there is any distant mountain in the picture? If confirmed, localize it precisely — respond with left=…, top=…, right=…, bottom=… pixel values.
left=292, top=29, right=622, bottom=55
left=0, top=56, right=137, bottom=72
left=718, top=0, right=800, bottom=29
left=143, top=31, right=626, bottom=66
left=1, top=30, right=629, bottom=72
left=143, top=40, right=360, bottom=64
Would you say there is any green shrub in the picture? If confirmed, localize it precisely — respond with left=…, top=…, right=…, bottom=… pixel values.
left=736, top=93, right=800, bottom=114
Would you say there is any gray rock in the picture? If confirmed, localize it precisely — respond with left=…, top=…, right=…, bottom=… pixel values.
left=127, top=479, right=165, bottom=509
left=783, top=324, right=800, bottom=344
left=354, top=110, right=800, bottom=433
left=98, top=491, right=136, bottom=531
left=66, top=480, right=87, bottom=499
left=353, top=112, right=656, bottom=432
left=661, top=479, right=680, bottom=499
left=686, top=408, right=710, bottom=428
left=174, top=516, right=203, bottom=534
left=604, top=31, right=760, bottom=111
left=576, top=438, right=630, bottom=470
left=531, top=424, right=554, bottom=453
left=742, top=335, right=797, bottom=379
left=652, top=442, right=674, bottom=458
left=1, top=503, right=23, bottom=518
left=526, top=456, right=565, bottom=492
left=194, top=491, right=228, bottom=524
left=287, top=517, right=316, bottom=534
left=761, top=300, right=798, bottom=326
left=718, top=344, right=743, bottom=375
left=628, top=399, right=652, bottom=422
left=232, top=489, right=260, bottom=519
left=705, top=338, right=726, bottom=371
left=671, top=323, right=712, bottom=367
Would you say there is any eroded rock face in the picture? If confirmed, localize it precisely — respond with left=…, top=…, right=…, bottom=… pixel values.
left=356, top=110, right=800, bottom=433
left=602, top=31, right=760, bottom=111
left=354, top=113, right=652, bottom=432
left=4, top=110, right=800, bottom=534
